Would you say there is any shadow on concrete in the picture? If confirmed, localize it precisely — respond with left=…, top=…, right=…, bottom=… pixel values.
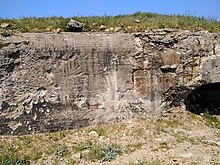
left=185, top=83, right=220, bottom=115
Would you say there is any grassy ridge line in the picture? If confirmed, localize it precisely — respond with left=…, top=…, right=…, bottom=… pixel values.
left=0, top=12, right=220, bottom=33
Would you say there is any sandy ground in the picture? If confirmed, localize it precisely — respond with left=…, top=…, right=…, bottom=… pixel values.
left=1, top=107, right=219, bottom=165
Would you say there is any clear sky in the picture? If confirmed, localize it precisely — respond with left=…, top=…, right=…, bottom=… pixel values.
left=1, top=0, right=220, bottom=20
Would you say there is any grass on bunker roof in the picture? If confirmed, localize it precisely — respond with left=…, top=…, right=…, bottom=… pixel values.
left=0, top=12, right=220, bottom=33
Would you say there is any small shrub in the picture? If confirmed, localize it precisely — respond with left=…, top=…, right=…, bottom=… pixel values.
left=100, top=146, right=119, bottom=162
left=85, top=144, right=102, bottom=162
left=0, top=145, right=30, bottom=165
left=0, top=31, right=11, bottom=37
left=82, top=141, right=93, bottom=150
left=0, top=157, right=30, bottom=165
left=159, top=141, right=169, bottom=150
left=0, top=43, right=10, bottom=48
left=54, top=144, right=68, bottom=157
left=30, top=147, right=42, bottom=161
left=80, top=143, right=120, bottom=162
left=72, top=140, right=93, bottom=152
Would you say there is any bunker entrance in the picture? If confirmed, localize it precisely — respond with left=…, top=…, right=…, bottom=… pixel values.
left=185, top=83, right=220, bottom=115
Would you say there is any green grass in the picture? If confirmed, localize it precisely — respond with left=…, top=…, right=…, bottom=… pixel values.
left=0, top=144, right=30, bottom=165
left=125, top=142, right=144, bottom=154
left=72, top=140, right=93, bottom=152
left=201, top=112, right=220, bottom=129
left=0, top=12, right=220, bottom=34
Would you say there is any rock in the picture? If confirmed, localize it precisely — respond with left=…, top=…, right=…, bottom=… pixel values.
left=114, top=27, right=122, bottom=32
left=88, top=131, right=99, bottom=138
left=46, top=27, right=52, bottom=31
left=99, top=25, right=106, bottom=31
left=55, top=28, right=62, bottom=33
left=104, top=29, right=110, bottom=32
left=1, top=23, right=10, bottom=28
left=109, top=27, right=114, bottom=31
left=72, top=153, right=81, bottom=160
left=126, top=26, right=132, bottom=31
left=8, top=121, right=22, bottom=131
left=216, top=141, right=220, bottom=146
left=80, top=150, right=90, bottom=159
left=135, top=19, right=140, bottom=23
left=180, top=152, right=193, bottom=159
left=66, top=19, right=84, bottom=32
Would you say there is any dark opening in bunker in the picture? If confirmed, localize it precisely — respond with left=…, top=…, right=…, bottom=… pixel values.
left=185, top=83, right=220, bottom=115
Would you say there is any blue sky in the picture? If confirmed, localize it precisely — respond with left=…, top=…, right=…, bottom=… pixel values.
left=1, top=0, right=220, bottom=20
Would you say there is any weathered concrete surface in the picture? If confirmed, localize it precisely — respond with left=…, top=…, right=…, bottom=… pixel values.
left=0, top=29, right=219, bottom=134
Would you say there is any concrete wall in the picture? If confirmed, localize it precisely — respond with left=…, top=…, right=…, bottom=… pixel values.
left=0, top=29, right=218, bottom=134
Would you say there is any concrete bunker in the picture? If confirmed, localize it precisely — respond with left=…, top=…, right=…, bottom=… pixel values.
left=0, top=30, right=218, bottom=135
left=185, top=83, right=220, bottom=115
